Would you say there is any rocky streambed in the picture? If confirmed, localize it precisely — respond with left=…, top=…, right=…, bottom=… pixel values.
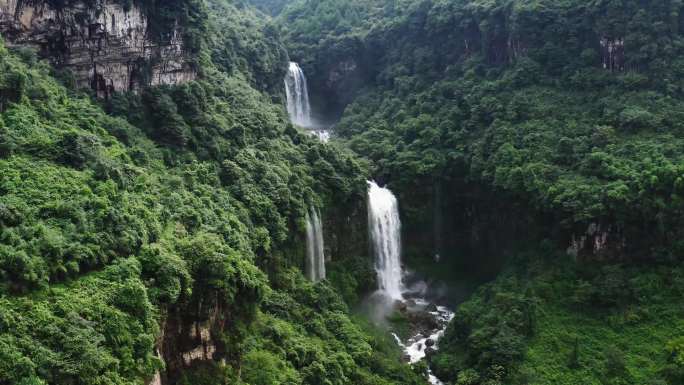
left=391, top=281, right=455, bottom=385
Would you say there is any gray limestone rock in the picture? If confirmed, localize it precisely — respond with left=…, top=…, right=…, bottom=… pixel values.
left=0, top=0, right=195, bottom=97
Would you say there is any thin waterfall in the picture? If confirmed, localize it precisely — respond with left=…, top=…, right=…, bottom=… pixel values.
left=367, top=181, right=403, bottom=299
left=305, top=206, right=326, bottom=282
left=284, top=62, right=312, bottom=127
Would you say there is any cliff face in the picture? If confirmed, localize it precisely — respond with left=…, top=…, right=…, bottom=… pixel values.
left=0, top=0, right=195, bottom=97
left=155, top=301, right=228, bottom=385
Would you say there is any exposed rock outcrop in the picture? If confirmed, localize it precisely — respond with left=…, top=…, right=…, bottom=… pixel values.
left=155, top=300, right=229, bottom=385
left=600, top=36, right=625, bottom=72
left=0, top=0, right=195, bottom=97
left=566, top=222, right=626, bottom=260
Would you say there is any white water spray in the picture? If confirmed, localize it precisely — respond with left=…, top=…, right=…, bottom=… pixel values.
left=305, top=207, right=326, bottom=282
left=284, top=62, right=312, bottom=127
left=366, top=182, right=453, bottom=385
left=367, top=181, right=403, bottom=299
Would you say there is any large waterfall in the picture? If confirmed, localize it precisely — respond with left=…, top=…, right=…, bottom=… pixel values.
left=284, top=62, right=312, bottom=127
left=305, top=207, right=326, bottom=282
left=367, top=181, right=404, bottom=299
left=366, top=181, right=454, bottom=385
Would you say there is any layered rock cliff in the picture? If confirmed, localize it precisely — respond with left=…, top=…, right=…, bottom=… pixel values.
left=0, top=0, right=195, bottom=97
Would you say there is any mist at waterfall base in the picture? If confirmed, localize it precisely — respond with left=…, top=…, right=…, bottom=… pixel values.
left=284, top=62, right=331, bottom=141
left=363, top=181, right=455, bottom=385
left=362, top=181, right=404, bottom=325
left=305, top=207, right=326, bottom=282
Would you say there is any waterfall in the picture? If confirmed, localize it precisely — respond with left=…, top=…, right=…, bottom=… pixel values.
left=284, top=62, right=312, bottom=127
left=367, top=181, right=404, bottom=299
left=305, top=206, right=326, bottom=282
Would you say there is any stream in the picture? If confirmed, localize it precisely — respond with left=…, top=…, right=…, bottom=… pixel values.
left=392, top=279, right=455, bottom=385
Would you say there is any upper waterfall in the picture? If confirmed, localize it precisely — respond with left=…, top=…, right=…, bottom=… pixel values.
left=306, top=206, right=326, bottom=282
left=284, top=62, right=313, bottom=127
left=367, top=181, right=403, bottom=299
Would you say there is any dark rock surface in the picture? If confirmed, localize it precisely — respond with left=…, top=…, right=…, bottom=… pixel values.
left=0, top=0, right=195, bottom=97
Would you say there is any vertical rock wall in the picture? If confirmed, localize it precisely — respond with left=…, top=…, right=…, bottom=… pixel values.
left=0, top=0, right=195, bottom=97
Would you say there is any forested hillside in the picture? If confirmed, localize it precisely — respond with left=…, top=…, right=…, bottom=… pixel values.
left=276, top=0, right=684, bottom=260
left=0, top=1, right=424, bottom=384
left=261, top=0, right=684, bottom=384
left=3, top=0, right=684, bottom=384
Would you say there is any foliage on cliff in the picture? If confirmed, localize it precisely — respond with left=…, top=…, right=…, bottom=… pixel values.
left=241, top=0, right=290, bottom=15
left=240, top=268, right=424, bottom=385
left=0, top=1, right=422, bottom=384
left=207, top=0, right=289, bottom=92
left=264, top=0, right=684, bottom=384
left=276, top=0, right=684, bottom=256
left=432, top=251, right=684, bottom=385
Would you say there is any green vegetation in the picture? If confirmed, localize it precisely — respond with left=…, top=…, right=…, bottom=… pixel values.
left=261, top=0, right=684, bottom=384
left=0, top=1, right=422, bottom=384
left=241, top=0, right=292, bottom=16
left=274, top=0, right=684, bottom=257
left=433, top=253, right=684, bottom=384
left=207, top=0, right=289, bottom=92
left=0, top=259, right=162, bottom=384
left=242, top=268, right=423, bottom=385
left=5, top=0, right=684, bottom=384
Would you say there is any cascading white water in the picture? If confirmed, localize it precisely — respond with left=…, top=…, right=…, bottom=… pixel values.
left=305, top=207, right=326, bottom=282
left=366, top=182, right=453, bottom=385
left=367, top=181, right=404, bottom=299
left=284, top=62, right=312, bottom=127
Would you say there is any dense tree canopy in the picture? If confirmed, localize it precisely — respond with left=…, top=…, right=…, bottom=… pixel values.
left=256, top=0, right=684, bottom=384
left=0, top=1, right=422, bottom=384
left=4, top=0, right=684, bottom=384
left=273, top=0, right=684, bottom=258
